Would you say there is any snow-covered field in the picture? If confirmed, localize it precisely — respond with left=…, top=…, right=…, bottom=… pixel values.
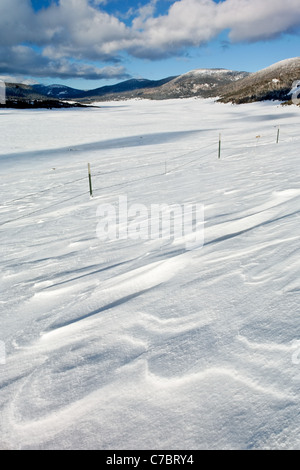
left=0, top=98, right=299, bottom=450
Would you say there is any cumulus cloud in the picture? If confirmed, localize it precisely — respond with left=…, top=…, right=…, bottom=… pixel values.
left=0, top=0, right=300, bottom=80
left=129, top=0, right=219, bottom=59
left=128, top=0, right=300, bottom=58
left=0, top=0, right=35, bottom=46
left=216, top=0, right=300, bottom=42
left=0, top=45, right=129, bottom=80
left=0, top=0, right=133, bottom=77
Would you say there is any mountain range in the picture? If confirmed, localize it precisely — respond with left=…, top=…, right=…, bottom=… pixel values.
left=1, top=57, right=300, bottom=108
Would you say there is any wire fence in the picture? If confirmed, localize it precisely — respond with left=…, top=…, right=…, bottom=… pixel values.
left=1, top=126, right=299, bottom=227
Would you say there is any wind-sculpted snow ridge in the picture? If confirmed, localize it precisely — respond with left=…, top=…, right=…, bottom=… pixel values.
left=0, top=98, right=299, bottom=450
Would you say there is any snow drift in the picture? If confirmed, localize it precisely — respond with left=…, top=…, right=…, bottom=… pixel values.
left=0, top=98, right=299, bottom=450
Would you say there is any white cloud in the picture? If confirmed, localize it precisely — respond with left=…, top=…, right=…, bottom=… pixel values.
left=0, top=0, right=300, bottom=79
left=128, top=0, right=300, bottom=58
left=0, top=75, right=39, bottom=85
left=217, top=0, right=300, bottom=42
left=0, top=0, right=35, bottom=46
left=132, top=0, right=160, bottom=30
left=129, top=0, right=220, bottom=58
left=0, top=45, right=129, bottom=80
left=36, top=0, right=132, bottom=59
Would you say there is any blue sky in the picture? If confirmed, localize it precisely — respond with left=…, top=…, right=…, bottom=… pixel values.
left=0, top=0, right=300, bottom=89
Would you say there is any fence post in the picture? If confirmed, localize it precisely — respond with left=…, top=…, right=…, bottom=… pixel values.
left=218, top=133, right=221, bottom=159
left=276, top=126, right=280, bottom=144
left=88, top=163, right=93, bottom=197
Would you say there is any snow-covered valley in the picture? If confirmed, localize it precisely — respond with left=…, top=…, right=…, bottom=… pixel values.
left=0, top=98, right=299, bottom=449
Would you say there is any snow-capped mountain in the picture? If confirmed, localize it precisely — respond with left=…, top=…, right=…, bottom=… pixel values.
left=219, top=57, right=300, bottom=104
left=67, top=69, right=249, bottom=102
left=2, top=57, right=300, bottom=107
left=145, top=69, right=249, bottom=100
left=4, top=71, right=250, bottom=104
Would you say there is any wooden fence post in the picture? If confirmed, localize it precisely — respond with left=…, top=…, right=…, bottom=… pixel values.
left=88, top=163, right=93, bottom=197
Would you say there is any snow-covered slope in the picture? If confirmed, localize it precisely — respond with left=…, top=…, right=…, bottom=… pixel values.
left=0, top=98, right=299, bottom=450
left=32, top=84, right=84, bottom=99
left=219, top=57, right=300, bottom=104
left=181, top=68, right=235, bottom=76
left=140, top=69, right=249, bottom=100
